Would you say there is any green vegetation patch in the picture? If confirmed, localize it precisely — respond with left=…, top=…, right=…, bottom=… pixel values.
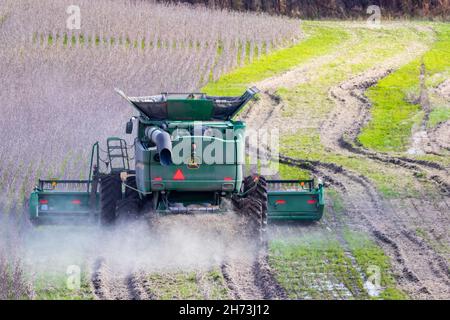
left=269, top=231, right=407, bottom=300
left=428, top=106, right=450, bottom=128
left=279, top=133, right=425, bottom=198
left=274, top=24, right=436, bottom=197
left=147, top=269, right=229, bottom=300
left=269, top=235, right=366, bottom=299
left=277, top=163, right=311, bottom=180
left=33, top=271, right=93, bottom=300
left=343, top=231, right=408, bottom=300
left=203, top=22, right=348, bottom=96
left=359, top=23, right=450, bottom=152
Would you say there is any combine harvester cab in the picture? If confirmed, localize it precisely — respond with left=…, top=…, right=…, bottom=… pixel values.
left=28, top=87, right=325, bottom=226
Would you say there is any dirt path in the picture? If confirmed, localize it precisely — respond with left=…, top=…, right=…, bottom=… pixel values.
left=241, top=27, right=450, bottom=299
left=221, top=247, right=287, bottom=300
left=89, top=214, right=285, bottom=300
left=429, top=121, right=450, bottom=151
left=91, top=258, right=141, bottom=300
left=241, top=28, right=361, bottom=133
left=92, top=258, right=155, bottom=300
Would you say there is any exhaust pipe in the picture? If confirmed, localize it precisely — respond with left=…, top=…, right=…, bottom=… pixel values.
left=145, top=127, right=173, bottom=166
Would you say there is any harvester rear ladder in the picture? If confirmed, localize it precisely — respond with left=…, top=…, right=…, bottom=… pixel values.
left=106, top=137, right=130, bottom=172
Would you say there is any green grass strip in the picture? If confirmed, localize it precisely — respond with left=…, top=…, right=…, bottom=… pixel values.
left=343, top=231, right=408, bottom=300
left=34, top=272, right=94, bottom=300
left=202, top=22, right=349, bottom=96
left=359, top=23, right=450, bottom=152
left=269, top=236, right=367, bottom=299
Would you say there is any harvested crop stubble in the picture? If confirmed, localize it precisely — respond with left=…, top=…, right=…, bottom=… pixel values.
left=1, top=0, right=300, bottom=46
left=0, top=217, right=33, bottom=299
left=0, top=0, right=302, bottom=211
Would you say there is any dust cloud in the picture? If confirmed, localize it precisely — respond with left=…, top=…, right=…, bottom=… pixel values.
left=21, top=213, right=256, bottom=275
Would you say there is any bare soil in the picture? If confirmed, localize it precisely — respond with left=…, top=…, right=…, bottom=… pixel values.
left=429, top=120, right=450, bottom=151
left=90, top=214, right=284, bottom=300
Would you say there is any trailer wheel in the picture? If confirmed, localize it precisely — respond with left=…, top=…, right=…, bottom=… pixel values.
left=99, top=174, right=121, bottom=225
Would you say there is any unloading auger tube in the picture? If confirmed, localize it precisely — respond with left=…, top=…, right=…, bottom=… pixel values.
left=145, top=126, right=173, bottom=166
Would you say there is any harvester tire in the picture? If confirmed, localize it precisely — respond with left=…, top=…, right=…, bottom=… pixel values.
left=116, top=175, right=141, bottom=218
left=124, top=175, right=140, bottom=201
left=116, top=198, right=140, bottom=218
left=243, top=175, right=268, bottom=232
left=99, top=174, right=122, bottom=225
left=242, top=197, right=263, bottom=228
left=232, top=175, right=268, bottom=241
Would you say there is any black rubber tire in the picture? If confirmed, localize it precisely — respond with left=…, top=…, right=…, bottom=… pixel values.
left=124, top=175, right=140, bottom=201
left=116, top=198, right=140, bottom=218
left=242, top=197, right=263, bottom=228
left=116, top=175, right=142, bottom=218
left=232, top=175, right=268, bottom=241
left=99, top=174, right=122, bottom=225
left=243, top=175, right=268, bottom=231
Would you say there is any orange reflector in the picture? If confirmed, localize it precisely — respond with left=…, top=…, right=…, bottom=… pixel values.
left=173, top=169, right=185, bottom=180
left=39, top=199, right=48, bottom=204
left=71, top=199, right=81, bottom=205
left=224, top=177, right=233, bottom=181
left=153, top=177, right=162, bottom=181
left=300, top=182, right=305, bottom=186
left=307, top=199, right=317, bottom=204
left=275, top=200, right=286, bottom=204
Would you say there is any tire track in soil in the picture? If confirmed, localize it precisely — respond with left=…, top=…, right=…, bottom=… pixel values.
left=322, top=64, right=450, bottom=194
left=127, top=271, right=154, bottom=300
left=221, top=246, right=287, bottom=300
left=319, top=51, right=450, bottom=286
left=238, top=31, right=387, bottom=299
left=92, top=258, right=153, bottom=300
left=206, top=29, right=361, bottom=300
left=277, top=155, right=450, bottom=299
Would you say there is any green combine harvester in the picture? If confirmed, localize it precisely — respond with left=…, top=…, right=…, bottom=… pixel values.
left=29, top=87, right=324, bottom=233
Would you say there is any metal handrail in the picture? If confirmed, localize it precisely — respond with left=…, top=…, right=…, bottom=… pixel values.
left=87, top=142, right=100, bottom=193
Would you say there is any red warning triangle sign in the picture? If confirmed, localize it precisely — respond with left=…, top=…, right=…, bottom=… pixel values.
left=173, top=169, right=185, bottom=180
